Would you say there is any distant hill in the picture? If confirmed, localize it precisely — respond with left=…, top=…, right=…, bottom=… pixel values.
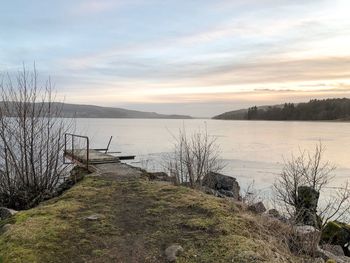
left=213, top=104, right=283, bottom=120
left=213, top=98, right=350, bottom=121
left=0, top=102, right=192, bottom=119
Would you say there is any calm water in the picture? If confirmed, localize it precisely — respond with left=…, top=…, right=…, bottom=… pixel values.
left=74, top=118, right=350, bottom=192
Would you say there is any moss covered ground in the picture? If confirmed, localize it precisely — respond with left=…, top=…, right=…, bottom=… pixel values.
left=0, top=172, right=304, bottom=263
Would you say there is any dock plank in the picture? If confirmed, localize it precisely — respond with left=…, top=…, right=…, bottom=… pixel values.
left=64, top=149, right=120, bottom=164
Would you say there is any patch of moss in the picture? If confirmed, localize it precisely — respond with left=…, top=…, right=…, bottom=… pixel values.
left=0, top=172, right=303, bottom=263
left=321, top=221, right=350, bottom=246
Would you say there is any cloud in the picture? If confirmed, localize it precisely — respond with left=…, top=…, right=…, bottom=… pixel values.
left=2, top=0, right=350, bottom=116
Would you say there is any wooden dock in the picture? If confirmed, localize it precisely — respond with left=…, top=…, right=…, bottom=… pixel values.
left=63, top=133, right=136, bottom=171
left=65, top=149, right=120, bottom=165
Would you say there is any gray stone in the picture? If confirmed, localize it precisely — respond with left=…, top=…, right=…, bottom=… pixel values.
left=316, top=246, right=350, bottom=263
left=85, top=214, right=102, bottom=221
left=165, top=244, right=183, bottom=262
left=218, top=189, right=235, bottom=197
left=202, top=172, right=241, bottom=200
left=321, top=244, right=345, bottom=256
left=0, top=207, right=17, bottom=220
left=248, top=201, right=266, bottom=214
left=321, top=221, right=350, bottom=257
left=202, top=187, right=225, bottom=198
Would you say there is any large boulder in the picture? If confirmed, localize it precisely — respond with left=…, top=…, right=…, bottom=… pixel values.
left=321, top=244, right=345, bottom=257
left=296, top=186, right=321, bottom=227
left=316, top=246, right=350, bottom=263
left=202, top=187, right=226, bottom=198
left=0, top=207, right=17, bottom=220
left=248, top=202, right=267, bottom=214
left=321, top=221, right=350, bottom=257
left=202, top=172, right=241, bottom=200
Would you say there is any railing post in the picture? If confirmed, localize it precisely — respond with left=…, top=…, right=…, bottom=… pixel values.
left=64, top=134, right=67, bottom=153
left=105, top=136, right=113, bottom=154
left=63, top=133, right=90, bottom=170
left=72, top=134, right=74, bottom=161
left=86, top=137, right=89, bottom=170
left=63, top=133, right=67, bottom=164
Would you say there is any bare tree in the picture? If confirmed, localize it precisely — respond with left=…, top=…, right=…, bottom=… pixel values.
left=274, top=142, right=350, bottom=227
left=164, top=126, right=224, bottom=188
left=318, top=182, right=350, bottom=227
left=0, top=66, right=72, bottom=209
left=273, top=143, right=335, bottom=217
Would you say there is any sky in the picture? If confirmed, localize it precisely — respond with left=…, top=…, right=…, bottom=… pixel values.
left=1, top=0, right=350, bottom=117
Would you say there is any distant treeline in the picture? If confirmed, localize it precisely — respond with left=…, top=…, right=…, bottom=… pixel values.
left=213, top=98, right=350, bottom=121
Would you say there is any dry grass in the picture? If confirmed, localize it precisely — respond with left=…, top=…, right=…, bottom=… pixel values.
left=0, top=173, right=307, bottom=263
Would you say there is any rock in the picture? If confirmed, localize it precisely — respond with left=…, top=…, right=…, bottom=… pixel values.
left=165, top=244, right=183, bottom=262
left=321, top=244, right=345, bottom=256
left=202, top=187, right=226, bottom=198
left=85, top=214, right=102, bottom=221
left=0, top=207, right=17, bottom=220
left=290, top=225, right=321, bottom=255
left=296, top=186, right=320, bottom=227
left=321, top=221, right=350, bottom=257
left=316, top=246, right=350, bottom=263
left=248, top=201, right=266, bottom=214
left=202, top=172, right=241, bottom=200
left=147, top=172, right=172, bottom=182
left=264, top=208, right=288, bottom=222
left=218, top=189, right=235, bottom=197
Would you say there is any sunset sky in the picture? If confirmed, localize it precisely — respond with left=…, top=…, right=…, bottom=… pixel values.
left=1, top=0, right=350, bottom=117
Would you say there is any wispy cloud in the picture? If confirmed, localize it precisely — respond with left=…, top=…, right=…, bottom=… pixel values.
left=1, top=0, right=350, bottom=116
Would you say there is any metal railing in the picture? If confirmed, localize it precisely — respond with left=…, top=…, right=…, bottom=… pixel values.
left=64, top=133, right=90, bottom=170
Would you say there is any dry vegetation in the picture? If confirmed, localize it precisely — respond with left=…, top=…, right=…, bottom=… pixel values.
left=273, top=142, right=350, bottom=227
left=0, top=67, right=72, bottom=210
left=0, top=172, right=307, bottom=263
left=164, top=127, right=224, bottom=188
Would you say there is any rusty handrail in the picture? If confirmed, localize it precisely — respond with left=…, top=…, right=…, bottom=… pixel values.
left=64, top=133, right=90, bottom=170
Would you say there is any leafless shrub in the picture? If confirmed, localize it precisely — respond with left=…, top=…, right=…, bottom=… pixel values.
left=273, top=143, right=350, bottom=259
left=273, top=142, right=336, bottom=218
left=318, top=181, right=350, bottom=227
left=0, top=66, right=72, bottom=209
left=164, top=126, right=224, bottom=188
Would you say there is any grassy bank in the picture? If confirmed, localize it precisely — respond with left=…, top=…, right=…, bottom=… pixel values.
left=0, top=172, right=303, bottom=262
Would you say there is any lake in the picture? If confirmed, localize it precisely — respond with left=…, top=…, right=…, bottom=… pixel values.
left=75, top=118, right=350, bottom=194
